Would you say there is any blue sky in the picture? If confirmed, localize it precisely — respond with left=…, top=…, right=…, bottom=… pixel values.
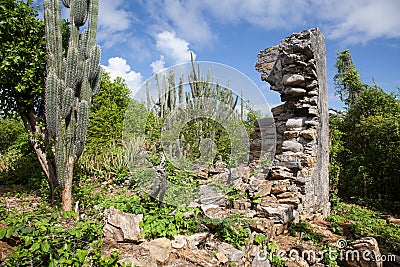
left=37, top=0, right=400, bottom=111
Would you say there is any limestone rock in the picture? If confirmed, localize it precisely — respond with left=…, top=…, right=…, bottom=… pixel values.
left=286, top=118, right=304, bottom=129
left=285, top=87, right=307, bottom=97
left=103, top=206, right=143, bottom=242
left=201, top=204, right=230, bottom=219
left=257, top=180, right=272, bottom=196
left=215, top=251, right=229, bottom=263
left=270, top=167, right=294, bottom=180
left=255, top=28, right=330, bottom=219
left=194, top=185, right=227, bottom=206
left=187, top=232, right=209, bottom=249
left=257, top=204, right=295, bottom=224
left=250, top=217, right=275, bottom=238
left=282, top=140, right=304, bottom=152
left=217, top=242, right=244, bottom=263
left=342, top=237, right=383, bottom=267
left=171, top=235, right=187, bottom=249
left=252, top=252, right=271, bottom=267
left=141, top=238, right=172, bottom=265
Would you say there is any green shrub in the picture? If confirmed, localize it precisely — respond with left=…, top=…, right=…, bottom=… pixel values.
left=0, top=202, right=129, bottom=267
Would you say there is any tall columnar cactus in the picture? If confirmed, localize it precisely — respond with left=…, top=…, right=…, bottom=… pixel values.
left=44, top=0, right=102, bottom=211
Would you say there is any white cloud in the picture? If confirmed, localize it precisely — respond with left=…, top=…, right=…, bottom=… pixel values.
left=102, top=57, right=143, bottom=94
left=155, top=31, right=196, bottom=65
left=97, top=0, right=133, bottom=48
left=143, top=0, right=400, bottom=46
left=313, top=0, right=400, bottom=44
left=203, top=0, right=309, bottom=29
left=163, top=0, right=216, bottom=47
left=150, top=55, right=166, bottom=74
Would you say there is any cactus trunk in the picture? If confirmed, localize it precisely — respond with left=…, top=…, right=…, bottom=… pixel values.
left=44, top=0, right=102, bottom=211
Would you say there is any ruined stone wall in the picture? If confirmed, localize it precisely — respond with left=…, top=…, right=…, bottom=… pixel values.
left=255, top=28, right=330, bottom=219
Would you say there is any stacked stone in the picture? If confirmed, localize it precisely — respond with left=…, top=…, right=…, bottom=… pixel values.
left=255, top=28, right=330, bottom=221
left=249, top=117, right=276, bottom=162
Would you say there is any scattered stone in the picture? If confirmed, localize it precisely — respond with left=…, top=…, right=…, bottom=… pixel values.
left=250, top=218, right=275, bottom=238
left=215, top=251, right=229, bottom=263
left=141, top=238, right=172, bottom=265
left=186, top=233, right=209, bottom=250
left=201, top=204, right=230, bottom=219
left=217, top=242, right=244, bottom=263
left=258, top=204, right=295, bottom=224
left=103, top=206, right=143, bottom=242
left=257, top=181, right=273, bottom=197
left=252, top=252, right=271, bottom=267
left=171, top=235, right=186, bottom=249
left=341, top=237, right=383, bottom=267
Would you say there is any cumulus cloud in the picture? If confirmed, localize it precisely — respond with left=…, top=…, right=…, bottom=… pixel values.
left=143, top=0, right=400, bottom=46
left=102, top=57, right=143, bottom=94
left=313, top=0, right=400, bottom=44
left=155, top=31, right=196, bottom=65
left=150, top=55, right=166, bottom=74
left=163, top=0, right=216, bottom=47
left=97, top=0, right=133, bottom=48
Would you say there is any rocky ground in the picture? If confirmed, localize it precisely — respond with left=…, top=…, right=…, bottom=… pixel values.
left=1, top=176, right=400, bottom=266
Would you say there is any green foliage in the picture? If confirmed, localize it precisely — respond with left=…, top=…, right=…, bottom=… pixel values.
left=327, top=201, right=400, bottom=254
left=0, top=202, right=127, bottom=267
left=0, top=119, right=45, bottom=188
left=86, top=73, right=131, bottom=150
left=0, top=118, right=25, bottom=154
left=333, top=50, right=364, bottom=106
left=140, top=205, right=199, bottom=239
left=288, top=220, right=323, bottom=244
left=330, top=49, right=400, bottom=205
left=198, top=215, right=250, bottom=250
left=254, top=233, right=266, bottom=249
left=266, top=242, right=286, bottom=267
left=331, top=86, right=400, bottom=203
left=0, top=0, right=46, bottom=116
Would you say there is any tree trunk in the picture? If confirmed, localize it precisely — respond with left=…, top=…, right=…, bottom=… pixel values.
left=21, top=111, right=58, bottom=204
left=61, top=158, right=74, bottom=211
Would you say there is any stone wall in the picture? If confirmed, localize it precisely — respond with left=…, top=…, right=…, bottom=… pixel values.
left=255, top=28, right=330, bottom=219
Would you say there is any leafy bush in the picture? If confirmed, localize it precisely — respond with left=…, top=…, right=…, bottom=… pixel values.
left=0, top=202, right=128, bottom=266
left=327, top=201, right=400, bottom=254
left=0, top=118, right=45, bottom=189
left=288, top=219, right=323, bottom=243
left=331, top=86, right=400, bottom=203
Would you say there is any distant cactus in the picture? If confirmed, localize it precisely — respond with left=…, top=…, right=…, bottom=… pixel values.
left=44, top=0, right=102, bottom=211
left=145, top=55, right=241, bottom=162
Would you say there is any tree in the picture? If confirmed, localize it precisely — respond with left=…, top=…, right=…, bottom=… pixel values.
left=0, top=0, right=58, bottom=201
left=86, top=73, right=131, bottom=150
left=333, top=50, right=364, bottom=106
left=330, top=49, right=400, bottom=204
left=337, top=86, right=400, bottom=201
left=44, top=0, right=102, bottom=211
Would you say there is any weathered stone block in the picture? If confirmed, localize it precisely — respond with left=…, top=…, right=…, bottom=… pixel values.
left=286, top=118, right=304, bottom=129
left=282, top=140, right=304, bottom=152
left=283, top=74, right=306, bottom=87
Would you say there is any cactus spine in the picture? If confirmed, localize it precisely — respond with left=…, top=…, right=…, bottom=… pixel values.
left=44, top=0, right=102, bottom=211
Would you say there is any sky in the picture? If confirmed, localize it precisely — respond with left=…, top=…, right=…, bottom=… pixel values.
left=35, top=0, right=400, bottom=111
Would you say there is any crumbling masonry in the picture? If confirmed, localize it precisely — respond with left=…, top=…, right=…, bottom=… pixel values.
left=254, top=28, right=330, bottom=221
